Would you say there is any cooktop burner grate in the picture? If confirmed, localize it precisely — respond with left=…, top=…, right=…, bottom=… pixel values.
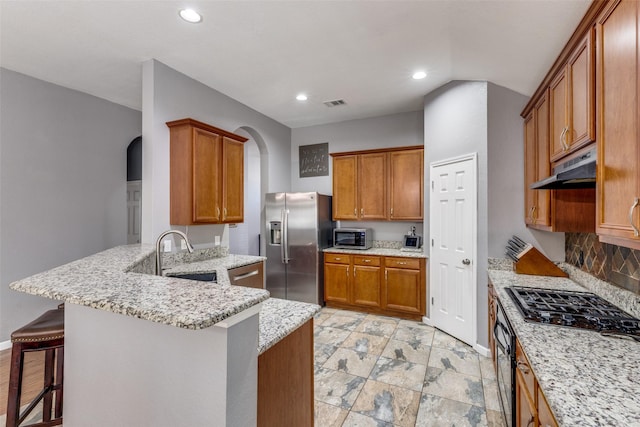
left=505, top=287, right=640, bottom=341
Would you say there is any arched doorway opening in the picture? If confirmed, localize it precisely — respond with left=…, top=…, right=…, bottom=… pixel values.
left=126, top=136, right=142, bottom=244
left=229, top=127, right=268, bottom=255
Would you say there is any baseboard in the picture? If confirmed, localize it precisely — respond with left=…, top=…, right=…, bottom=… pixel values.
left=0, top=339, right=12, bottom=352
left=421, top=316, right=432, bottom=326
left=474, top=343, right=490, bottom=357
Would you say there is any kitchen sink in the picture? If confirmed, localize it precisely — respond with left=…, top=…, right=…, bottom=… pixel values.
left=167, top=272, right=217, bottom=283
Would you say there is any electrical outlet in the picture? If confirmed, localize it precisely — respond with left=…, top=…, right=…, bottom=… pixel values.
left=215, top=235, right=221, bottom=246
left=163, top=240, right=172, bottom=252
left=181, top=240, right=187, bottom=250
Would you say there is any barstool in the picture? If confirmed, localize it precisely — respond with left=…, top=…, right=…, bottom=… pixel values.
left=6, top=306, right=64, bottom=427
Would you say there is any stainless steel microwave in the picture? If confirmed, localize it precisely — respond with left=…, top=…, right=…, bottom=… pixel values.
left=333, top=228, right=373, bottom=250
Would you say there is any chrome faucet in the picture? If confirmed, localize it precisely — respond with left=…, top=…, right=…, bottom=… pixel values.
left=155, top=230, right=194, bottom=275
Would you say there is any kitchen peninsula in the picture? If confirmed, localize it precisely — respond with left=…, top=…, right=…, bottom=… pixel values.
left=9, top=244, right=319, bottom=426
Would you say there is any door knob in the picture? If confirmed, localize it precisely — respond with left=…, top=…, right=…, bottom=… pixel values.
left=462, top=259, right=471, bottom=265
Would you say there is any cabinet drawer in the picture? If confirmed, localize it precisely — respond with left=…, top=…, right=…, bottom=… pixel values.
left=325, top=253, right=351, bottom=264
left=384, top=257, right=420, bottom=270
left=228, top=262, right=264, bottom=289
left=516, top=340, right=536, bottom=399
left=353, top=255, right=381, bottom=266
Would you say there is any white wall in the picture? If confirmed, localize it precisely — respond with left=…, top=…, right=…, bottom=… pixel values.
left=424, top=80, right=564, bottom=348
left=141, top=60, right=291, bottom=246
left=291, top=111, right=424, bottom=241
left=0, top=68, right=141, bottom=341
left=487, top=83, right=565, bottom=260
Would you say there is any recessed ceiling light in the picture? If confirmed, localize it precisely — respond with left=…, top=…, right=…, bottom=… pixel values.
left=412, top=71, right=427, bottom=80
left=296, top=94, right=308, bottom=101
left=179, top=9, right=202, bottom=23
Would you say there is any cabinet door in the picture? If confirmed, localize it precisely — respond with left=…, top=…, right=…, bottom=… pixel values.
left=389, top=149, right=424, bottom=220
left=332, top=155, right=358, bottom=220
left=221, top=136, right=244, bottom=223
left=596, top=0, right=640, bottom=244
left=549, top=69, right=569, bottom=162
left=193, top=128, right=222, bottom=223
left=567, top=30, right=595, bottom=151
left=352, top=265, right=381, bottom=308
left=384, top=268, right=421, bottom=314
left=516, top=369, right=537, bottom=427
left=324, top=263, right=350, bottom=304
left=359, top=153, right=388, bottom=220
left=524, top=112, right=537, bottom=226
left=228, top=262, right=263, bottom=289
left=533, top=94, right=552, bottom=227
left=537, top=387, right=558, bottom=427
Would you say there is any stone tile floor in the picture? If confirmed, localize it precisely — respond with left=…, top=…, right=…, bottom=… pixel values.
left=313, top=308, right=506, bottom=427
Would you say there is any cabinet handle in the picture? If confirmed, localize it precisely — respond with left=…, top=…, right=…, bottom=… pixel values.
left=335, top=257, right=341, bottom=261
left=397, top=261, right=407, bottom=265
left=560, top=126, right=569, bottom=151
left=354, top=267, right=356, bottom=277
left=532, top=206, right=537, bottom=222
left=361, top=208, right=364, bottom=216
left=630, top=198, right=640, bottom=237
left=346, top=266, right=349, bottom=277
left=233, top=269, right=259, bottom=282
left=517, top=360, right=530, bottom=375
left=526, top=416, right=535, bottom=427
left=223, top=207, right=227, bottom=219
left=385, top=270, right=388, bottom=280
left=354, top=208, right=357, bottom=217
left=390, top=208, right=393, bottom=217
left=363, top=259, right=371, bottom=263
left=216, top=207, right=221, bottom=220
left=528, top=206, right=534, bottom=222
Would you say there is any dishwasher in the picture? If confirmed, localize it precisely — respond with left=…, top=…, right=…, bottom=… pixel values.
left=494, top=299, right=515, bottom=427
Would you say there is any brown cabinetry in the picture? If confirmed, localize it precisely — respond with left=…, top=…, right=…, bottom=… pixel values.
left=524, top=92, right=552, bottom=229
left=331, top=146, right=423, bottom=221
left=514, top=339, right=558, bottom=427
left=389, top=149, right=424, bottom=220
left=549, top=31, right=595, bottom=162
left=595, top=0, right=640, bottom=249
left=324, top=253, right=426, bottom=319
left=167, top=118, right=247, bottom=225
left=228, top=261, right=264, bottom=289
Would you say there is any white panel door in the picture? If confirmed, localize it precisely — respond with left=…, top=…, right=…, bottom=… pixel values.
left=429, top=154, right=477, bottom=346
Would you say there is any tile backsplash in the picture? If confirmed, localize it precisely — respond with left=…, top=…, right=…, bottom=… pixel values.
left=566, top=233, right=640, bottom=295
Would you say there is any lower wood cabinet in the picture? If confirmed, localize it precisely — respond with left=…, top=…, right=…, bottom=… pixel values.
left=324, top=253, right=426, bottom=320
left=515, top=339, right=558, bottom=427
left=228, top=261, right=264, bottom=289
left=258, top=319, right=313, bottom=426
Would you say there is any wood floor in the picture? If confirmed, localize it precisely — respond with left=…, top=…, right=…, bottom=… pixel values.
left=0, top=348, right=46, bottom=416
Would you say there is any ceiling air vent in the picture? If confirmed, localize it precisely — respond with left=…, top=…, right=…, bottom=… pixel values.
left=323, top=99, right=347, bottom=108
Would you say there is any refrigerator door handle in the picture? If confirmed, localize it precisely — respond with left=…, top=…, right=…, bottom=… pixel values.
left=282, top=209, right=290, bottom=264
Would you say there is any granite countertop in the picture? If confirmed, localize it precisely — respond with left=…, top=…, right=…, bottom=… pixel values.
left=258, top=298, right=320, bottom=355
left=163, top=254, right=266, bottom=286
left=324, top=247, right=427, bottom=258
left=9, top=244, right=269, bottom=330
left=488, top=265, right=640, bottom=426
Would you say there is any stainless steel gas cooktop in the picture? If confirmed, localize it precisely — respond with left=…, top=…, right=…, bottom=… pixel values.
left=505, top=286, right=640, bottom=341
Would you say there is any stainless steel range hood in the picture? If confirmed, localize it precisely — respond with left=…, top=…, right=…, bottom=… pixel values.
left=531, top=148, right=596, bottom=190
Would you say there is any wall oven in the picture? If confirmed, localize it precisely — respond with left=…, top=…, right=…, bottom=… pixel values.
left=494, top=299, right=515, bottom=427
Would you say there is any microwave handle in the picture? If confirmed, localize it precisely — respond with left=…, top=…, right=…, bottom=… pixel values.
left=282, top=209, right=290, bottom=264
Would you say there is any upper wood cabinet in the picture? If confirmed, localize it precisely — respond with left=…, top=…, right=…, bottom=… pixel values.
left=524, top=92, right=552, bottom=229
left=389, top=149, right=424, bottom=221
left=549, top=31, right=595, bottom=162
left=331, top=146, right=423, bottom=221
left=595, top=0, right=640, bottom=248
left=167, top=118, right=247, bottom=225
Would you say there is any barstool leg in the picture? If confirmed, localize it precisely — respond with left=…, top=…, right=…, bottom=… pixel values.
left=6, top=342, right=25, bottom=427
left=54, top=346, right=64, bottom=418
left=43, top=348, right=55, bottom=421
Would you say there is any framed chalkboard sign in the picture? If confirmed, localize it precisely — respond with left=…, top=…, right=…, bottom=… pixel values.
left=299, top=143, right=329, bottom=177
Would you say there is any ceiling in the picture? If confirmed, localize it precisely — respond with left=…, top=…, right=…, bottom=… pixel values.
left=0, top=1, right=591, bottom=129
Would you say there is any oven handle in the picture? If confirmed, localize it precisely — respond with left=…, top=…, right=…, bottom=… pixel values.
left=493, top=321, right=513, bottom=356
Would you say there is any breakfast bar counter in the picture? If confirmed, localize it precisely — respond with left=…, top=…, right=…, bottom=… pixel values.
left=9, top=244, right=319, bottom=426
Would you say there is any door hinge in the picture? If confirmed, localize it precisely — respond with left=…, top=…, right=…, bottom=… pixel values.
left=431, top=297, right=434, bottom=305
left=431, top=239, right=434, bottom=247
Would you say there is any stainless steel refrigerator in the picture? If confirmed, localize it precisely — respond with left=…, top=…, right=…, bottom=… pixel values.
left=265, top=192, right=334, bottom=305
